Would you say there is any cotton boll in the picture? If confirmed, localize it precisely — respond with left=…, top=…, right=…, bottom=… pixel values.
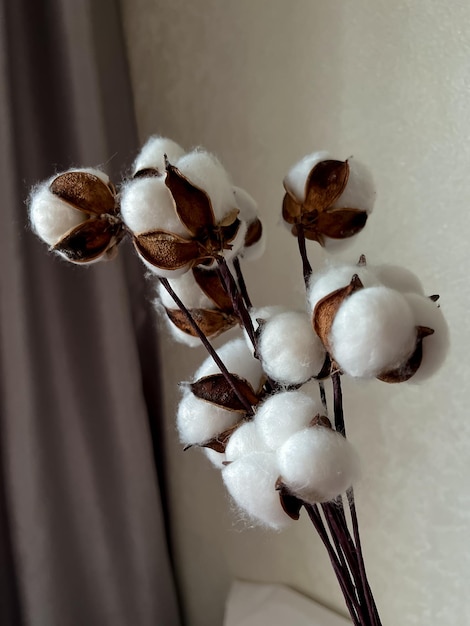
left=243, top=305, right=289, bottom=348
left=330, top=286, right=417, bottom=378
left=403, top=293, right=450, bottom=382
left=374, top=264, right=424, bottom=295
left=120, top=176, right=189, bottom=237
left=176, top=151, right=236, bottom=223
left=157, top=306, right=203, bottom=347
left=157, top=272, right=214, bottom=310
left=29, top=168, right=110, bottom=246
left=283, top=151, right=331, bottom=201
left=255, top=391, right=321, bottom=451
left=308, top=264, right=380, bottom=313
left=176, top=391, right=240, bottom=446
left=222, top=452, right=293, bottom=529
left=258, top=311, right=326, bottom=384
left=278, top=427, right=360, bottom=503
left=225, top=421, right=268, bottom=462
left=29, top=182, right=85, bottom=246
left=195, top=337, right=263, bottom=391
left=331, top=158, right=376, bottom=214
left=133, top=136, right=185, bottom=175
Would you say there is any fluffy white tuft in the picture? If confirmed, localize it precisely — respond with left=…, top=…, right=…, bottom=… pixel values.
left=203, top=448, right=227, bottom=468
left=283, top=151, right=331, bottom=202
left=233, top=186, right=258, bottom=222
left=404, top=293, right=450, bottom=382
left=258, top=311, right=326, bottom=384
left=120, top=176, right=188, bottom=237
left=225, top=421, right=268, bottom=462
left=157, top=271, right=214, bottom=310
left=222, top=452, right=293, bottom=529
left=308, top=264, right=380, bottom=313
left=331, top=157, right=375, bottom=214
left=176, top=391, right=240, bottom=445
left=330, top=286, right=417, bottom=378
left=374, top=264, right=424, bottom=295
left=133, top=136, right=185, bottom=175
left=277, top=427, right=360, bottom=503
left=176, top=151, right=236, bottom=223
left=195, top=338, right=263, bottom=391
left=255, top=390, right=322, bottom=451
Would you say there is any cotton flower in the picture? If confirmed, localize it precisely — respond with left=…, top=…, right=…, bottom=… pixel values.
left=124, top=150, right=246, bottom=277
left=29, top=168, right=123, bottom=263
left=282, top=153, right=375, bottom=247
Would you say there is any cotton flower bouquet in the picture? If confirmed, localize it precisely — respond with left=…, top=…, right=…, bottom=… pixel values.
left=28, top=137, right=449, bottom=626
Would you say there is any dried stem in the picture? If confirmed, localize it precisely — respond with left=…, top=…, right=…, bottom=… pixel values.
left=296, top=223, right=312, bottom=288
left=159, top=277, right=254, bottom=416
left=216, top=257, right=257, bottom=348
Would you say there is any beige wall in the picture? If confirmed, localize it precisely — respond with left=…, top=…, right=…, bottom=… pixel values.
left=121, top=1, right=470, bottom=624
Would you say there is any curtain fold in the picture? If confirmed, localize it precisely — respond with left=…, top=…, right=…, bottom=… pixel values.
left=0, top=1, right=181, bottom=624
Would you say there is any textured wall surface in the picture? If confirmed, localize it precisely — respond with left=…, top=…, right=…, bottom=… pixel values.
left=121, top=1, right=470, bottom=624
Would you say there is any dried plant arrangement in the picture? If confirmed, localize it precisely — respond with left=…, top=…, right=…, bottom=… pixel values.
left=28, top=136, right=449, bottom=625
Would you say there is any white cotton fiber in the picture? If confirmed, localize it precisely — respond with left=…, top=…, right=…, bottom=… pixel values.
left=283, top=151, right=331, bottom=201
left=222, top=452, right=293, bottom=529
left=221, top=218, right=248, bottom=263
left=374, top=264, right=424, bottom=295
left=195, top=337, right=263, bottom=391
left=258, top=311, right=326, bottom=384
left=203, top=448, right=227, bottom=468
left=233, top=186, right=258, bottom=222
left=308, top=264, right=380, bottom=313
left=29, top=183, right=84, bottom=245
left=330, top=286, right=417, bottom=378
left=157, top=272, right=214, bottom=310
left=176, top=151, right=236, bottom=223
left=120, top=176, right=188, bottom=237
left=330, top=158, right=376, bottom=214
left=255, top=390, right=321, bottom=451
left=277, top=427, right=360, bottom=503
left=29, top=168, right=110, bottom=246
left=176, top=390, right=240, bottom=445
left=133, top=136, right=185, bottom=175
left=403, top=293, right=450, bottom=382
left=225, top=421, right=268, bottom=462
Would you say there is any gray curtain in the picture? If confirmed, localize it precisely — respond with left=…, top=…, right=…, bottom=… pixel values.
left=0, top=0, right=181, bottom=625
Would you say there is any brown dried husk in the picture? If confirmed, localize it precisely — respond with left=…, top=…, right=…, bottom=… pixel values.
left=50, top=171, right=116, bottom=215
left=190, top=373, right=260, bottom=412
left=166, top=308, right=238, bottom=338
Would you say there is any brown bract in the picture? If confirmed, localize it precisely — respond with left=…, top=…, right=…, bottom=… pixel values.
left=283, top=160, right=368, bottom=245
left=50, top=171, right=123, bottom=262
left=190, top=373, right=260, bottom=413
left=165, top=267, right=239, bottom=338
left=275, top=478, right=304, bottom=521
left=134, top=163, right=241, bottom=271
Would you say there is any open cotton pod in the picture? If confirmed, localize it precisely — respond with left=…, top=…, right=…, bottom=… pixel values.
left=282, top=152, right=375, bottom=247
left=257, top=310, right=326, bottom=385
left=127, top=150, right=246, bottom=276
left=314, top=278, right=423, bottom=381
left=222, top=452, right=293, bottom=529
left=277, top=426, right=360, bottom=504
left=132, top=136, right=185, bottom=177
left=28, top=168, right=123, bottom=263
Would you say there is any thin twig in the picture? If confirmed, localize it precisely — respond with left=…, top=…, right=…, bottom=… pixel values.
left=159, top=277, right=254, bottom=416
left=305, top=504, right=361, bottom=626
left=216, top=257, right=257, bottom=348
left=296, top=224, right=312, bottom=288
